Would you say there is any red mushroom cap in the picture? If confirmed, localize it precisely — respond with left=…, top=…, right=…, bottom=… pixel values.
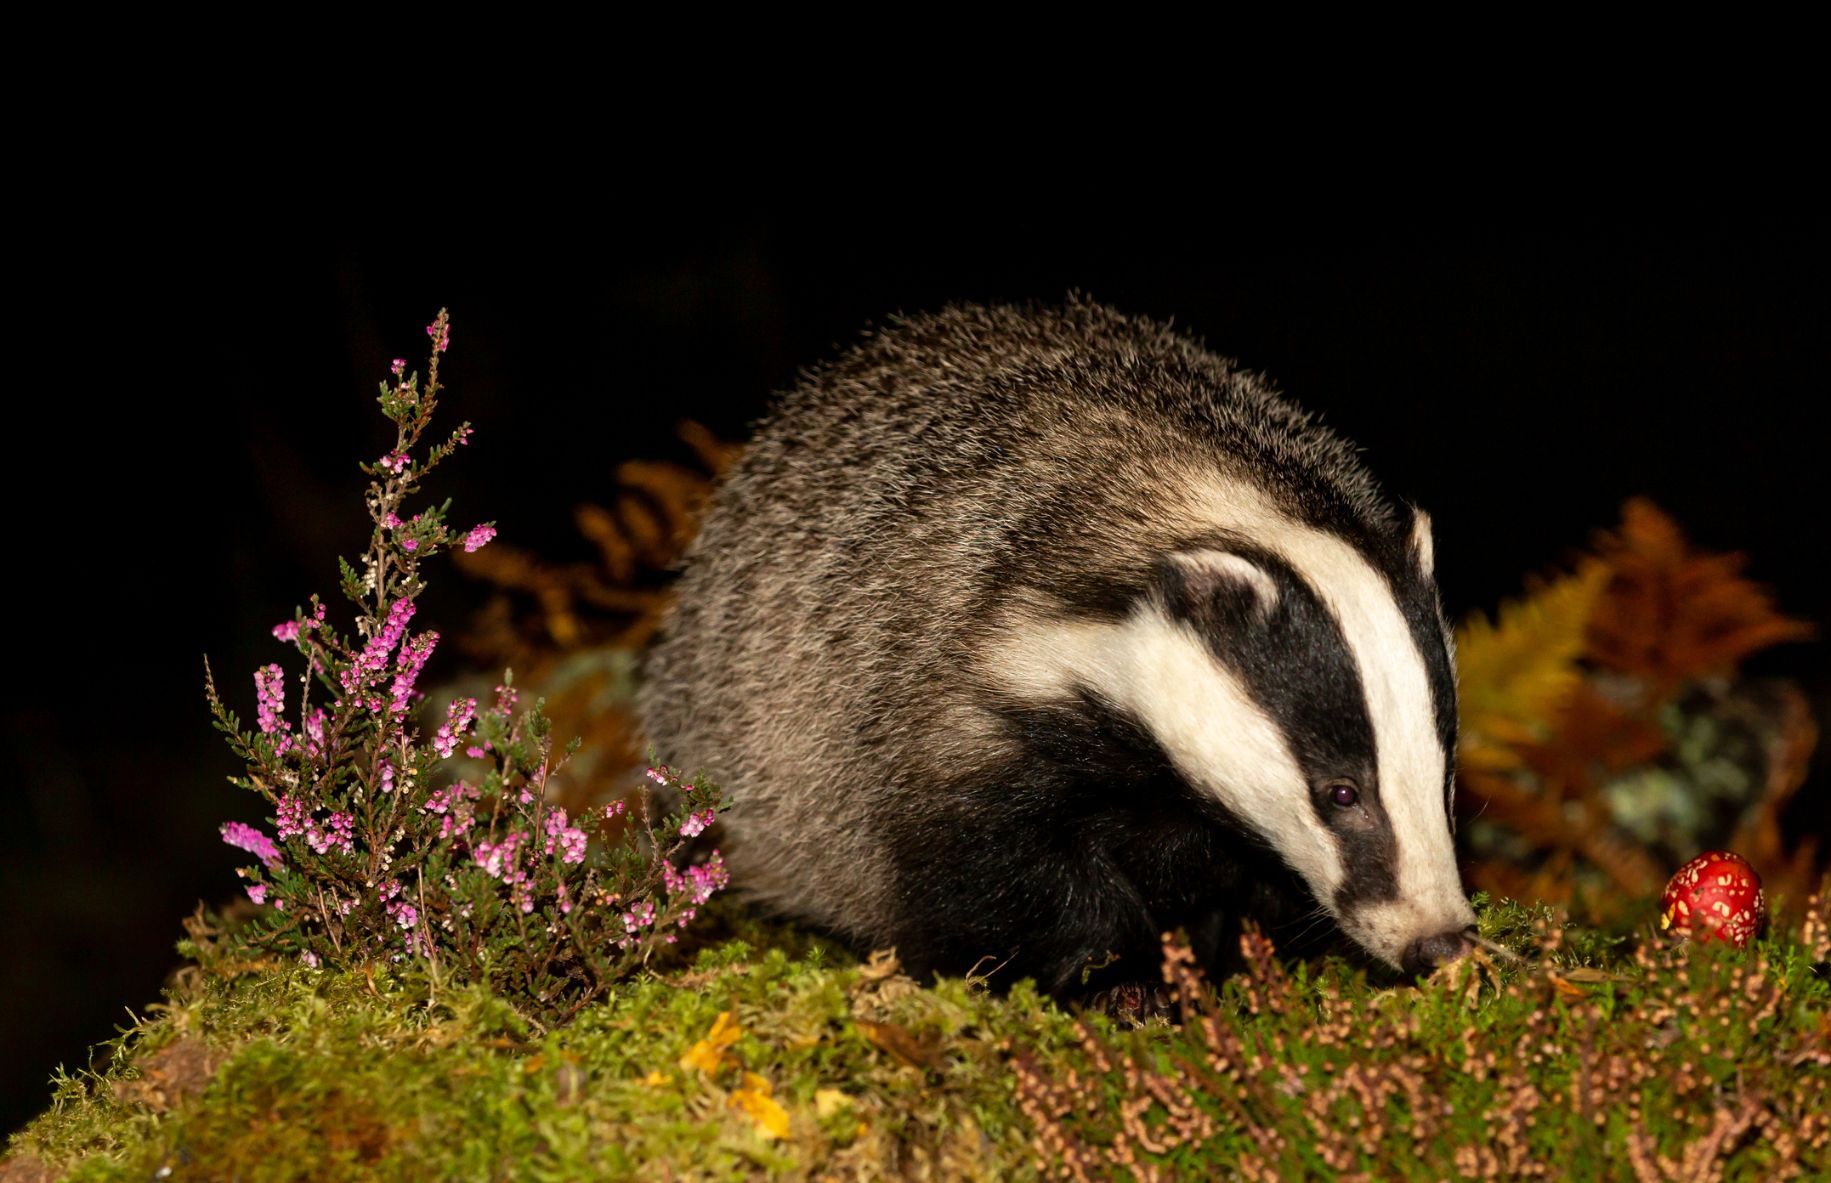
left=1660, top=850, right=1766, bottom=948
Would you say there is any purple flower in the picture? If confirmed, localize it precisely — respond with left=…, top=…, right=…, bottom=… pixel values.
left=391, top=358, right=406, bottom=377
left=432, top=696, right=477, bottom=758
left=426, top=320, right=450, bottom=353
left=544, top=807, right=588, bottom=864
left=390, top=630, right=439, bottom=714
left=461, top=524, right=496, bottom=553
left=275, top=794, right=309, bottom=839
left=474, top=831, right=526, bottom=880
left=301, top=951, right=320, bottom=969
left=662, top=850, right=730, bottom=907
left=343, top=597, right=415, bottom=702
left=679, top=809, right=716, bottom=839
left=302, top=708, right=327, bottom=759
left=221, top=821, right=282, bottom=870
left=254, top=664, right=288, bottom=736
left=247, top=884, right=268, bottom=905
left=306, top=811, right=354, bottom=856
left=387, top=899, right=418, bottom=929
left=272, top=620, right=300, bottom=643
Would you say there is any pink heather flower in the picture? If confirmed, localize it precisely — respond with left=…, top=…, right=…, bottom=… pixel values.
left=426, top=320, right=450, bottom=352
left=465, top=744, right=489, bottom=759
left=645, top=766, right=672, bottom=785
left=378, top=758, right=396, bottom=794
left=302, top=708, right=327, bottom=759
left=306, top=811, right=355, bottom=856
left=622, top=900, right=656, bottom=933
left=222, top=821, right=282, bottom=870
left=455, top=425, right=474, bottom=445
left=679, top=809, right=715, bottom=839
left=343, top=597, right=415, bottom=701
left=275, top=794, right=309, bottom=839
left=390, top=630, right=439, bottom=714
left=556, top=881, right=572, bottom=915
left=254, top=664, right=289, bottom=735
left=544, top=808, right=588, bottom=864
left=301, top=950, right=320, bottom=969
left=662, top=850, right=729, bottom=907
left=461, top=524, right=496, bottom=553
left=605, top=800, right=628, bottom=820
left=272, top=620, right=300, bottom=643
left=246, top=883, right=268, bottom=905
left=432, top=696, right=477, bottom=758
left=474, top=831, right=526, bottom=880
left=380, top=879, right=402, bottom=901
left=391, top=358, right=406, bottom=377
left=401, top=537, right=418, bottom=552
left=387, top=899, right=418, bottom=929
left=495, top=684, right=519, bottom=713
left=379, top=452, right=411, bottom=475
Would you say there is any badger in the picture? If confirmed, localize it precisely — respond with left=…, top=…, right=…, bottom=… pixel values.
left=639, top=300, right=1476, bottom=996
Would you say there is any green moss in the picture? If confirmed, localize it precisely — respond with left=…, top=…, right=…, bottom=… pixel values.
left=8, top=900, right=1828, bottom=1181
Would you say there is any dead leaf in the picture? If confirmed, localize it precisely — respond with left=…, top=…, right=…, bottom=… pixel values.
left=730, top=1072, right=790, bottom=1140
left=679, top=1010, right=742, bottom=1075
left=111, top=1037, right=220, bottom=1113
left=855, top=1019, right=944, bottom=1071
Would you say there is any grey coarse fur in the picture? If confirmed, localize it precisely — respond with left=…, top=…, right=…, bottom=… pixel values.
left=638, top=298, right=1406, bottom=952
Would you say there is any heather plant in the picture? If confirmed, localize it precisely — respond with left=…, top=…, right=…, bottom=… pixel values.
left=203, top=311, right=727, bottom=1019
left=1011, top=888, right=1831, bottom=1182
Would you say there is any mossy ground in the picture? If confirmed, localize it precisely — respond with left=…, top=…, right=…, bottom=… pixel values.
left=6, top=899, right=1828, bottom=1182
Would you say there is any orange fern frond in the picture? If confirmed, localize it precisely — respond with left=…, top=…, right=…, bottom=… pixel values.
left=1585, top=498, right=1813, bottom=695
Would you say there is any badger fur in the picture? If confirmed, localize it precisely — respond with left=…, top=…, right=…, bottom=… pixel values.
left=639, top=300, right=1476, bottom=994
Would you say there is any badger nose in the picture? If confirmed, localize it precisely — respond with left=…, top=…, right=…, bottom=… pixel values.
left=1401, top=928, right=1474, bottom=978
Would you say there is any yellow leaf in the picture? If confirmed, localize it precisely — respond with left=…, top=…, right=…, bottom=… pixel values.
left=814, top=1088, right=852, bottom=1118
left=730, top=1079, right=790, bottom=1140
left=678, top=1010, right=742, bottom=1075
left=1455, top=563, right=1609, bottom=771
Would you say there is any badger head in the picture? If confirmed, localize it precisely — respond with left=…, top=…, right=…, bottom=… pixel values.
left=994, top=505, right=1475, bottom=976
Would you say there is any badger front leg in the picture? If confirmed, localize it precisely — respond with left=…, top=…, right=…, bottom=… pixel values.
left=878, top=797, right=1166, bottom=1000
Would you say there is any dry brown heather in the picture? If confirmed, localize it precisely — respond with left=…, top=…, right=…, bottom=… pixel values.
left=1013, top=885, right=1831, bottom=1183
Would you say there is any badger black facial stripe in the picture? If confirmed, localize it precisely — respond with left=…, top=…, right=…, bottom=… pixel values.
left=1184, top=476, right=1474, bottom=966
left=1160, top=546, right=1400, bottom=908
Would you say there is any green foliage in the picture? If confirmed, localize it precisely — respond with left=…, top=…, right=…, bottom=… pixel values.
left=10, top=899, right=1828, bottom=1181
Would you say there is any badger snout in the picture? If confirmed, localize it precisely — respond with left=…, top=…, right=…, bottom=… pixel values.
left=1400, top=927, right=1476, bottom=977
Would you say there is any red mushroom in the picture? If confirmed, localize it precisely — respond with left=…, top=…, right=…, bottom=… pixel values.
left=1660, top=850, right=1766, bottom=948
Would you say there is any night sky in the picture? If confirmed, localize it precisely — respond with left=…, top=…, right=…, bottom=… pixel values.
left=4, top=212, right=1824, bottom=1132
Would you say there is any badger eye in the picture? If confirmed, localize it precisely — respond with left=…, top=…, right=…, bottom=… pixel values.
left=1326, top=781, right=1360, bottom=808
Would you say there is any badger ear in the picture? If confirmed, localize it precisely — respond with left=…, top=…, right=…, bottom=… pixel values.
left=1408, top=508, right=1435, bottom=580
left=1158, top=549, right=1279, bottom=624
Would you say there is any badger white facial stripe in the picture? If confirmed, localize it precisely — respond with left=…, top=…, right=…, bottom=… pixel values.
left=1187, top=475, right=1473, bottom=962
left=986, top=608, right=1347, bottom=901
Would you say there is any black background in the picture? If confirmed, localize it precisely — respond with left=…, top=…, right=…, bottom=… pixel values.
left=3, top=213, right=1824, bottom=1133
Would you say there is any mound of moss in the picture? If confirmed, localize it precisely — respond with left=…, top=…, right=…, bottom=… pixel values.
left=7, top=899, right=1828, bottom=1182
